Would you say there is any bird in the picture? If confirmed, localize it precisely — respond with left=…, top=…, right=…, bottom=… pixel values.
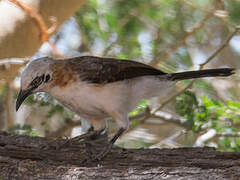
left=16, top=56, right=234, bottom=160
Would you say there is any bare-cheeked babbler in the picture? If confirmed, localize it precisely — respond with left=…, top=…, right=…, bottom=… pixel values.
left=16, top=56, right=235, bottom=160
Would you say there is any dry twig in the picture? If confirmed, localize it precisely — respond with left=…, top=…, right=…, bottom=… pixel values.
left=8, top=0, right=64, bottom=57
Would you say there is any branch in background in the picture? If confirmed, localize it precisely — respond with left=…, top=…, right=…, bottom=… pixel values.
left=152, top=81, right=195, bottom=114
left=153, top=111, right=188, bottom=128
left=194, top=129, right=217, bottom=147
left=195, top=129, right=240, bottom=147
left=8, top=0, right=64, bottom=58
left=78, top=30, right=93, bottom=55
left=152, top=28, right=162, bottom=60
left=0, top=58, right=28, bottom=66
left=0, top=0, right=86, bottom=59
left=8, top=0, right=50, bottom=42
left=121, top=108, right=189, bottom=136
left=215, top=132, right=240, bottom=138
left=0, top=59, right=28, bottom=87
left=127, top=107, right=152, bottom=132
left=102, top=38, right=119, bottom=56
left=195, top=130, right=240, bottom=147
left=199, top=26, right=240, bottom=68
left=151, top=0, right=224, bottom=66
left=150, top=130, right=184, bottom=148
left=182, top=0, right=227, bottom=19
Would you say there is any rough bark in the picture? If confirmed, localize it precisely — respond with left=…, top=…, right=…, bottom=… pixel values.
left=0, top=132, right=239, bottom=180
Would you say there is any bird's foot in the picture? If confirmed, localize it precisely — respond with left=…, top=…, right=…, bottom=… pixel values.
left=57, top=131, right=98, bottom=149
left=59, top=129, right=108, bottom=149
left=82, top=128, right=126, bottom=163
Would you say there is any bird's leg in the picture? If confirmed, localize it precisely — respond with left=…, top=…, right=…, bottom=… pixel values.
left=90, top=127, right=125, bottom=161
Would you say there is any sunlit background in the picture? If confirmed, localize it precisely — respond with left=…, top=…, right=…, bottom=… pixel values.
left=1, top=0, right=240, bottom=151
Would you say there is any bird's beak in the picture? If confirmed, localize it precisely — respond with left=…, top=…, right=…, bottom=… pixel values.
left=16, top=88, right=32, bottom=111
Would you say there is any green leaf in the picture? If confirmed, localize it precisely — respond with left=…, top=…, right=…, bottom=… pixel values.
left=228, top=101, right=240, bottom=109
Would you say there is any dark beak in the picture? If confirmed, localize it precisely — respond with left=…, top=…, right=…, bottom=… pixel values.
left=16, top=89, right=32, bottom=111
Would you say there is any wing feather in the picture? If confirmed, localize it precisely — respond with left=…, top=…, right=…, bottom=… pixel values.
left=66, top=56, right=166, bottom=84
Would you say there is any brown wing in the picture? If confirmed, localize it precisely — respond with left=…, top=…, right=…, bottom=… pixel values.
left=66, top=56, right=166, bottom=84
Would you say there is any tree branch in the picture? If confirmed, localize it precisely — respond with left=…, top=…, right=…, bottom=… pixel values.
left=0, top=0, right=86, bottom=59
left=0, top=132, right=240, bottom=179
left=216, top=132, right=240, bottom=138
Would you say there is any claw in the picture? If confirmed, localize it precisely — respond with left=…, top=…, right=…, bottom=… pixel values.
left=58, top=129, right=108, bottom=149
left=57, top=131, right=97, bottom=149
left=84, top=128, right=126, bottom=162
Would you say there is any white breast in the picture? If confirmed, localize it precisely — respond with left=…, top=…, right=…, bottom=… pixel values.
left=47, top=76, right=176, bottom=121
left=48, top=81, right=109, bottom=119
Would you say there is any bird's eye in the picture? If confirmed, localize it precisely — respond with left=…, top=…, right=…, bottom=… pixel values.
left=45, top=74, right=50, bottom=83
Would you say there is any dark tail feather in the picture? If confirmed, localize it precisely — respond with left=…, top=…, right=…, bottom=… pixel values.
left=168, top=68, right=235, bottom=81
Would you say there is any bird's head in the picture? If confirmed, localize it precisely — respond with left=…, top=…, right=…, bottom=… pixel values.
left=16, top=57, right=53, bottom=111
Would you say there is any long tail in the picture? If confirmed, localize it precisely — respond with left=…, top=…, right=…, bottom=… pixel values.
left=167, top=68, right=235, bottom=81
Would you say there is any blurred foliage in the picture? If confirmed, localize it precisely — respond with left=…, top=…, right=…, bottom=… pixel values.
left=76, top=0, right=196, bottom=70
left=228, top=0, right=240, bottom=25
left=0, top=85, right=6, bottom=96
left=75, top=0, right=240, bottom=71
left=8, top=124, right=39, bottom=136
left=176, top=91, right=240, bottom=151
left=129, top=99, right=149, bottom=117
left=22, top=93, right=75, bottom=132
left=176, top=91, right=198, bottom=129
left=24, top=93, right=74, bottom=119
